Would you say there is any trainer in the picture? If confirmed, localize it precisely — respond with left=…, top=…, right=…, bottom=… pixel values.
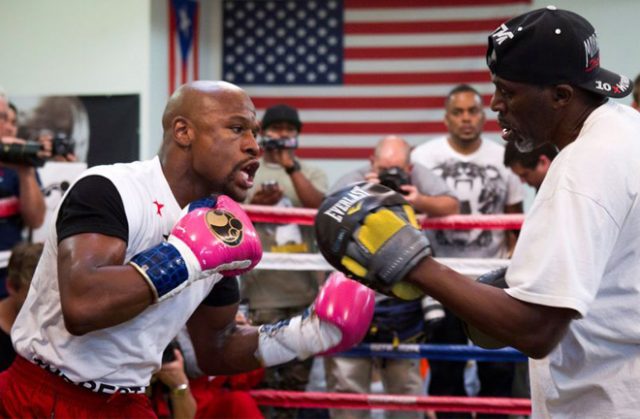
left=315, top=7, right=639, bottom=417
left=0, top=81, right=375, bottom=417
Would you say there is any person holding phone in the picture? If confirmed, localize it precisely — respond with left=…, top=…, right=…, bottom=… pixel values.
left=242, top=104, right=328, bottom=419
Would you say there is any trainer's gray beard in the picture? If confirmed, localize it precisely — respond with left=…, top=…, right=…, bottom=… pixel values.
left=514, top=135, right=536, bottom=153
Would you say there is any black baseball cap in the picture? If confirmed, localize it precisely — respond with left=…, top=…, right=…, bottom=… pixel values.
left=487, top=6, right=631, bottom=98
left=261, top=104, right=302, bottom=132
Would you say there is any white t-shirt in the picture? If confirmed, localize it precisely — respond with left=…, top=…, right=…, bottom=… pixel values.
left=506, top=102, right=640, bottom=418
left=12, top=157, right=222, bottom=393
left=411, top=137, right=523, bottom=258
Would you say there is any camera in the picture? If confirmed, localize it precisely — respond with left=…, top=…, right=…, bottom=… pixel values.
left=52, top=132, right=76, bottom=157
left=378, top=167, right=410, bottom=195
left=260, top=136, right=298, bottom=151
left=0, top=132, right=75, bottom=167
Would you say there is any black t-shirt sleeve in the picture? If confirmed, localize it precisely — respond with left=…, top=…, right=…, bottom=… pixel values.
left=201, top=276, right=240, bottom=307
left=56, top=175, right=128, bottom=243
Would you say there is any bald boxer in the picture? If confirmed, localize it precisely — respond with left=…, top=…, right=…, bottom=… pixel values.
left=0, top=81, right=375, bottom=417
left=316, top=8, right=640, bottom=418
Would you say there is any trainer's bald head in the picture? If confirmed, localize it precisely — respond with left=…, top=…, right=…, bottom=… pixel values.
left=161, top=81, right=250, bottom=139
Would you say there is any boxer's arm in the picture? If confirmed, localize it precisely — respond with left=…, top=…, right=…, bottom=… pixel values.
left=187, top=273, right=374, bottom=375
left=187, top=302, right=262, bottom=375
left=58, top=233, right=156, bottom=335
left=406, top=257, right=576, bottom=359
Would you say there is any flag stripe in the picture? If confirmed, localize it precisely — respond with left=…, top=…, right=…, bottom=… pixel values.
left=343, top=71, right=491, bottom=85
left=193, top=2, right=199, bottom=81
left=345, top=18, right=511, bottom=34
left=251, top=94, right=494, bottom=110
left=345, top=45, right=486, bottom=59
left=297, top=148, right=375, bottom=159
left=345, top=0, right=530, bottom=8
left=168, top=0, right=177, bottom=95
left=346, top=33, right=496, bottom=47
left=302, top=120, right=501, bottom=134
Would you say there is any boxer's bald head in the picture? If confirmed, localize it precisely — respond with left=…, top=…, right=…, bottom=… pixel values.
left=162, top=81, right=249, bottom=140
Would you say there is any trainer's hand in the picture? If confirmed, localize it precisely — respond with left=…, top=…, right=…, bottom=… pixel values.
left=255, top=272, right=375, bottom=366
left=315, top=182, right=431, bottom=300
left=463, top=267, right=509, bottom=349
left=130, top=195, right=262, bottom=302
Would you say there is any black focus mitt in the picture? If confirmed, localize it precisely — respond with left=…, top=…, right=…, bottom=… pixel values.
left=315, top=182, right=431, bottom=300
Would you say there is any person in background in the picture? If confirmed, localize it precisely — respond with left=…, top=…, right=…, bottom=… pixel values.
left=0, top=95, right=47, bottom=300
left=503, top=142, right=558, bottom=190
left=150, top=342, right=197, bottom=419
left=411, top=84, right=524, bottom=418
left=324, top=135, right=458, bottom=419
left=0, top=242, right=43, bottom=372
left=241, top=103, right=328, bottom=419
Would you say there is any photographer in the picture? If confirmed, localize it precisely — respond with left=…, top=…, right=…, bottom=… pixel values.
left=0, top=96, right=48, bottom=299
left=242, top=103, right=327, bottom=419
left=324, top=135, right=458, bottom=419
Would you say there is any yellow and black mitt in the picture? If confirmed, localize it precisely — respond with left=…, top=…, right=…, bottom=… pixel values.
left=315, top=182, right=431, bottom=300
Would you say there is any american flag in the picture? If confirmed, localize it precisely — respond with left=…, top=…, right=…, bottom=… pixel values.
left=169, top=0, right=200, bottom=95
left=222, top=0, right=532, bottom=159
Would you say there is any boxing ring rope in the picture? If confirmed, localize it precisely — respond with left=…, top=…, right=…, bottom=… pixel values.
left=242, top=204, right=525, bottom=230
left=341, top=343, right=526, bottom=362
left=249, top=391, right=532, bottom=416
left=245, top=204, right=529, bottom=415
left=257, top=252, right=509, bottom=278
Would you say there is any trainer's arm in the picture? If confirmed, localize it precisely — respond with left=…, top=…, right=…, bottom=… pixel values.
left=58, top=233, right=155, bottom=335
left=187, top=302, right=262, bottom=375
left=407, top=256, right=576, bottom=359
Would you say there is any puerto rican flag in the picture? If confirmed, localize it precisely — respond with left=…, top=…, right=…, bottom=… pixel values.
left=169, top=0, right=199, bottom=95
left=222, top=0, right=531, bottom=159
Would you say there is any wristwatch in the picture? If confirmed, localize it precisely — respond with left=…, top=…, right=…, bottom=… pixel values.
left=171, top=383, right=189, bottom=397
left=285, top=159, right=301, bottom=175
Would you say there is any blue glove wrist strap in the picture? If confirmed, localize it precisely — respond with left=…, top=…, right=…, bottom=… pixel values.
left=129, top=242, right=189, bottom=301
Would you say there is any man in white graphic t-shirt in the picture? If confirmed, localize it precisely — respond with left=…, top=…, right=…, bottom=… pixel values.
left=411, top=84, right=523, bottom=414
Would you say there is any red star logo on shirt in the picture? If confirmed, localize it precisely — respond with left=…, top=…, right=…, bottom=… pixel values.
left=153, top=200, right=165, bottom=216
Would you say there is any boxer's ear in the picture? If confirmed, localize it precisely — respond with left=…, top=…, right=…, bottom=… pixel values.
left=172, top=116, right=194, bottom=147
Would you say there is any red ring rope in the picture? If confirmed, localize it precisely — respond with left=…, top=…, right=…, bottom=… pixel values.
left=0, top=196, right=20, bottom=218
left=249, top=390, right=531, bottom=415
left=242, top=204, right=525, bottom=230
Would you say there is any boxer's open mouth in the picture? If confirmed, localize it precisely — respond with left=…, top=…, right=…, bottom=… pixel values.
left=242, top=160, right=259, bottom=181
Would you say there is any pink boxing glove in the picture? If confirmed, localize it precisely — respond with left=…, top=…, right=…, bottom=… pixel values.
left=314, top=272, right=376, bottom=355
left=130, top=195, right=262, bottom=302
left=170, top=195, right=262, bottom=277
left=256, top=272, right=375, bottom=367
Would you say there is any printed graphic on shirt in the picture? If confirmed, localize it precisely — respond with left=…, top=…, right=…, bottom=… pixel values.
left=432, top=160, right=506, bottom=249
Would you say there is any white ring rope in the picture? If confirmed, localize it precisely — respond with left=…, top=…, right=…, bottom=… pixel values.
left=256, top=253, right=509, bottom=277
